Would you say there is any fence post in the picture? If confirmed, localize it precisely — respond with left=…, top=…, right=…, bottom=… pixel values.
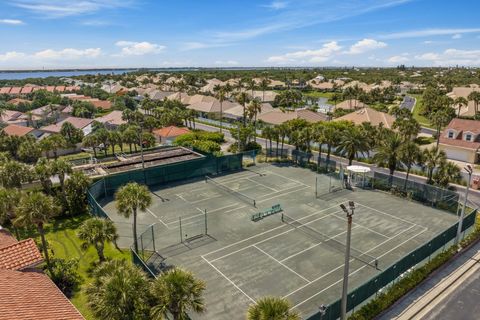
left=179, top=217, right=183, bottom=243
left=103, top=178, right=107, bottom=197
left=204, top=209, right=208, bottom=235
left=151, top=225, right=156, bottom=253
left=140, top=234, right=144, bottom=261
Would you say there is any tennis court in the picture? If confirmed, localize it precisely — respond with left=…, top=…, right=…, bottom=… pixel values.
left=102, top=163, right=458, bottom=319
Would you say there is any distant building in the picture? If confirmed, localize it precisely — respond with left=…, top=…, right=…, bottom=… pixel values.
left=333, top=107, right=395, bottom=129
left=153, top=126, right=191, bottom=144
left=258, top=108, right=327, bottom=125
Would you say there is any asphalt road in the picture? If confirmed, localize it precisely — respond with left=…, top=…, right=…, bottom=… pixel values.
left=421, top=266, right=480, bottom=320
left=195, top=122, right=480, bottom=208
left=400, top=96, right=416, bottom=111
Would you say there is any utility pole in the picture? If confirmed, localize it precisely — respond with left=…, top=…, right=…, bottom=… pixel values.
left=340, top=201, right=355, bottom=320
left=455, top=164, right=473, bottom=246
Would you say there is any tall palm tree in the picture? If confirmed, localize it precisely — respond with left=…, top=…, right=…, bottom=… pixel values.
left=247, top=296, right=300, bottom=320
left=431, top=107, right=455, bottom=148
left=86, top=259, right=151, bottom=320
left=336, top=126, right=369, bottom=165
left=34, top=157, right=53, bottom=194
left=236, top=91, right=250, bottom=126
left=423, top=147, right=446, bottom=184
left=312, top=123, right=325, bottom=169
left=259, top=78, right=271, bottom=102
left=40, top=134, right=67, bottom=159
left=262, top=126, right=275, bottom=159
left=399, top=141, right=422, bottom=190
left=0, top=187, right=22, bottom=239
left=214, top=86, right=226, bottom=133
left=277, top=123, right=289, bottom=158
left=150, top=268, right=206, bottom=320
left=14, top=192, right=60, bottom=273
left=77, top=218, right=118, bottom=262
left=468, top=91, right=480, bottom=118
left=373, top=130, right=403, bottom=178
left=51, top=158, right=72, bottom=200
left=454, top=97, right=468, bottom=118
left=248, top=98, right=262, bottom=141
left=115, top=182, right=152, bottom=253
left=434, top=160, right=461, bottom=187
left=322, top=122, right=341, bottom=167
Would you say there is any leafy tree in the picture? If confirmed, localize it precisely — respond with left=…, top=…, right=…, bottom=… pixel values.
left=430, top=107, right=455, bottom=148
left=47, top=258, right=81, bottom=298
left=40, top=134, right=67, bottom=159
left=0, top=160, right=32, bottom=188
left=0, top=187, right=22, bottom=238
left=86, top=260, right=151, bottom=320
left=51, top=158, right=73, bottom=201
left=247, top=296, right=300, bottom=320
left=454, top=96, right=468, bottom=118
left=82, top=134, right=100, bottom=158
left=115, top=182, right=152, bottom=253
left=77, top=218, right=118, bottom=262
left=423, top=147, right=446, bottom=184
left=467, top=91, right=480, bottom=118
left=17, top=137, right=42, bottom=163
left=399, top=141, right=422, bottom=189
left=14, top=192, right=60, bottom=273
left=65, top=171, right=91, bottom=215
left=434, top=160, right=461, bottom=187
left=34, top=157, right=53, bottom=194
left=60, top=122, right=84, bottom=146
left=150, top=268, right=206, bottom=320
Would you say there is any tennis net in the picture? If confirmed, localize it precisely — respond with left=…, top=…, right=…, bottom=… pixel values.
left=281, top=213, right=379, bottom=269
left=205, top=175, right=256, bottom=207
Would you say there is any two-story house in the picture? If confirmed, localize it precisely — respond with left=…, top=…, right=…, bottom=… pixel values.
left=439, top=118, right=480, bottom=163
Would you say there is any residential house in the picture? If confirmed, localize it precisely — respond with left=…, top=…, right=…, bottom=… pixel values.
left=95, top=110, right=126, bottom=129
left=0, top=110, right=29, bottom=126
left=333, top=99, right=368, bottom=111
left=2, top=124, right=42, bottom=139
left=0, top=228, right=84, bottom=320
left=258, top=108, right=327, bottom=125
left=333, top=107, right=395, bottom=129
left=7, top=98, right=31, bottom=106
left=152, top=126, right=191, bottom=144
left=439, top=118, right=480, bottom=163
left=40, top=116, right=93, bottom=136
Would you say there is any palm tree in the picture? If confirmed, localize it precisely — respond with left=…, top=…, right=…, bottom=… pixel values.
left=399, top=141, right=422, bottom=190
left=86, top=259, right=151, bottom=320
left=322, top=122, right=341, bottom=167
left=468, top=91, right=480, bottom=118
left=236, top=91, right=250, bottom=126
left=115, top=182, right=152, bottom=253
left=277, top=123, right=289, bottom=158
left=34, top=157, right=53, bottom=194
left=14, top=192, right=60, bottom=273
left=77, top=218, right=118, bottom=262
left=262, top=126, right=275, bottom=159
left=336, top=126, right=369, bottom=165
left=82, top=134, right=99, bottom=158
left=454, top=97, right=468, bottom=117
left=40, top=134, right=67, bottom=159
left=150, top=268, right=206, bottom=320
left=248, top=98, right=262, bottom=141
left=431, top=107, right=455, bottom=148
left=247, top=296, right=300, bottom=320
left=423, top=147, right=446, bottom=184
left=0, top=187, right=22, bottom=239
left=434, top=160, right=461, bottom=187
left=312, top=123, right=325, bottom=169
left=51, top=158, right=72, bottom=200
left=373, top=130, right=403, bottom=178
left=214, top=86, right=226, bottom=133
left=259, top=78, right=271, bottom=102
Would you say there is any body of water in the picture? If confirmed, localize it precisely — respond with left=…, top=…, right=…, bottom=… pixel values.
left=0, top=69, right=137, bottom=80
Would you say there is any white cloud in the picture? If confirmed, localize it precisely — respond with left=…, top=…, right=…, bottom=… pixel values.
left=0, top=51, right=26, bottom=61
left=115, top=41, right=165, bottom=56
left=415, top=49, right=480, bottom=66
left=10, top=0, right=135, bottom=18
left=267, top=41, right=342, bottom=64
left=34, top=48, right=102, bottom=59
left=346, top=38, right=387, bottom=54
left=262, top=1, right=288, bottom=10
left=214, top=60, right=239, bottom=66
left=387, top=55, right=409, bottom=63
left=0, top=19, right=24, bottom=25
left=380, top=28, right=480, bottom=39
left=452, top=33, right=462, bottom=39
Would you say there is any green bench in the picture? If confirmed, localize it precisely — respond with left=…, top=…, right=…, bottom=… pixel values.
left=251, top=204, right=283, bottom=222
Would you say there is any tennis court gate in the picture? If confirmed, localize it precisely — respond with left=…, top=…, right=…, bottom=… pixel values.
left=306, top=208, right=477, bottom=320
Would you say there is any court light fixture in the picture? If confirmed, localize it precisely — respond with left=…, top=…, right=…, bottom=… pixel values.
left=340, top=204, right=348, bottom=214
left=348, top=201, right=355, bottom=210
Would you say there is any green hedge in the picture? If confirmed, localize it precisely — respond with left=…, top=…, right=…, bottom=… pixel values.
left=348, top=220, right=480, bottom=320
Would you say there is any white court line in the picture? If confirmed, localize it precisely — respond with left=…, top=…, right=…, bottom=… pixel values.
left=209, top=210, right=341, bottom=263
left=253, top=245, right=311, bottom=283
left=146, top=208, right=171, bottom=229
left=247, top=177, right=279, bottom=193
left=203, top=204, right=341, bottom=258
left=201, top=256, right=256, bottom=304
left=279, top=226, right=360, bottom=263
left=266, top=170, right=310, bottom=188
left=176, top=194, right=204, bottom=214
left=332, top=215, right=391, bottom=239
left=257, top=185, right=310, bottom=204
left=291, top=226, right=428, bottom=308
left=165, top=203, right=240, bottom=225
left=355, top=202, right=420, bottom=228
left=284, top=224, right=421, bottom=299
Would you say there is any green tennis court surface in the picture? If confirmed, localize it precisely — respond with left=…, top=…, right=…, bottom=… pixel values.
left=101, top=163, right=458, bottom=319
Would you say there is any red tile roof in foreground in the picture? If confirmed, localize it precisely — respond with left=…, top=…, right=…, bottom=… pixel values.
left=0, top=238, right=43, bottom=271
left=153, top=125, right=191, bottom=137
left=2, top=124, right=35, bottom=137
left=0, top=269, right=85, bottom=320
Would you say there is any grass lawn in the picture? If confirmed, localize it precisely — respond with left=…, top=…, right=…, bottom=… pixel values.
left=303, top=91, right=334, bottom=99
left=24, top=214, right=131, bottom=320
left=411, top=94, right=433, bottom=128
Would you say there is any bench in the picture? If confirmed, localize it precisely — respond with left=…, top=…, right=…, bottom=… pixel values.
left=251, top=204, right=283, bottom=222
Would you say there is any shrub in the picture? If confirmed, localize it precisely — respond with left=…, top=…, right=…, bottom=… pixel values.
left=46, top=258, right=82, bottom=298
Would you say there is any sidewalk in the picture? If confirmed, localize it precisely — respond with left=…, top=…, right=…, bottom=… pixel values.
left=378, top=239, right=480, bottom=320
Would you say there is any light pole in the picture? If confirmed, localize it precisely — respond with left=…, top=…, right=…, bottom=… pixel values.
left=138, top=125, right=146, bottom=183
left=340, top=201, right=355, bottom=320
left=455, top=164, right=473, bottom=246
left=319, top=304, right=327, bottom=320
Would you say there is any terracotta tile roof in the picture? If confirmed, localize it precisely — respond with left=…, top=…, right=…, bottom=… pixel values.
left=0, top=238, right=43, bottom=270
left=443, top=118, right=480, bottom=135
left=258, top=108, right=327, bottom=125
left=41, top=117, right=93, bottom=133
left=1, top=110, right=24, bottom=122
left=7, top=98, right=31, bottom=106
left=45, top=86, right=56, bottom=92
left=0, top=87, right=12, bottom=94
left=153, top=126, right=191, bottom=137
left=335, top=99, right=368, bottom=110
left=88, top=99, right=112, bottom=110
left=0, top=269, right=85, bottom=319
left=95, top=110, right=126, bottom=126
left=9, top=87, right=22, bottom=94
left=20, top=87, right=33, bottom=94
left=55, top=86, right=66, bottom=92
left=334, top=107, right=395, bottom=129
left=0, top=229, right=17, bottom=247
left=2, top=124, right=35, bottom=137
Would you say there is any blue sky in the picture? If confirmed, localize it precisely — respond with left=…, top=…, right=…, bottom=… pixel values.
left=0, top=0, right=479, bottom=69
